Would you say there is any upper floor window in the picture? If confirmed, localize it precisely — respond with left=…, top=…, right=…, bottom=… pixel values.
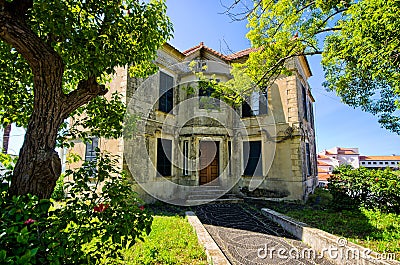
left=242, top=91, right=267, bottom=118
left=199, top=84, right=219, bottom=109
left=158, top=72, right=174, bottom=113
left=301, top=84, right=308, bottom=121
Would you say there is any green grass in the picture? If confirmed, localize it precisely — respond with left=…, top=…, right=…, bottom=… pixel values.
left=123, top=215, right=207, bottom=265
left=247, top=191, right=400, bottom=260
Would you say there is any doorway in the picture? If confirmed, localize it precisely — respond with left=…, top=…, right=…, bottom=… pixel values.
left=199, top=141, right=219, bottom=185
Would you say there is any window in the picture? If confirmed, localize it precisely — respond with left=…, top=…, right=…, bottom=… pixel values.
left=362, top=162, right=365, bottom=165
left=158, top=72, right=174, bottom=113
left=385, top=162, right=388, bottom=165
left=373, top=162, right=377, bottom=164
left=243, top=141, right=262, bottom=176
left=157, top=138, right=172, bottom=177
left=301, top=84, right=308, bottom=121
left=228, top=141, right=232, bottom=175
left=368, top=162, right=371, bottom=165
left=392, top=162, right=396, bottom=165
left=242, top=91, right=268, bottom=118
left=183, top=140, right=189, bottom=176
left=305, top=143, right=312, bottom=176
left=308, top=101, right=314, bottom=128
left=85, top=137, right=98, bottom=163
left=85, top=137, right=99, bottom=181
left=379, top=162, right=383, bottom=164
left=199, top=84, right=219, bottom=109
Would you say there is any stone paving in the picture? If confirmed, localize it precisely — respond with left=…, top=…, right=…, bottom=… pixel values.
left=194, top=203, right=335, bottom=265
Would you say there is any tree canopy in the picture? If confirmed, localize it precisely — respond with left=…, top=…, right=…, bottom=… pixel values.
left=0, top=0, right=172, bottom=198
left=225, top=0, right=400, bottom=133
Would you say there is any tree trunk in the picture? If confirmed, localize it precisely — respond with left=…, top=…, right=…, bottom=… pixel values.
left=1, top=1, right=107, bottom=199
left=8, top=58, right=65, bottom=199
left=2, top=123, right=11, bottom=154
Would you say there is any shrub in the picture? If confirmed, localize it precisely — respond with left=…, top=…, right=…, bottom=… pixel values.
left=0, top=151, right=152, bottom=264
left=328, top=165, right=400, bottom=213
left=51, top=173, right=65, bottom=201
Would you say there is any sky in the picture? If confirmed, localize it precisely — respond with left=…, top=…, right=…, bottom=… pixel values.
left=3, top=0, right=400, bottom=156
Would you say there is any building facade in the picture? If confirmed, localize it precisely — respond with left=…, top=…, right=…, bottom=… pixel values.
left=317, top=147, right=399, bottom=187
left=67, top=42, right=318, bottom=204
left=359, top=155, right=400, bottom=169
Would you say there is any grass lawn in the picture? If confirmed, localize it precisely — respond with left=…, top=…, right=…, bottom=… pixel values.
left=123, top=212, right=207, bottom=265
left=247, top=193, right=400, bottom=260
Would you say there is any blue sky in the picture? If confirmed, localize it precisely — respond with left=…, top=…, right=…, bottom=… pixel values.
left=4, top=0, right=400, bottom=156
left=166, top=0, right=400, bottom=156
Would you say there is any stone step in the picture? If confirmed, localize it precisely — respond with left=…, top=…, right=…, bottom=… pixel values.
left=187, top=194, right=222, bottom=200
left=189, top=189, right=227, bottom=195
left=185, top=197, right=244, bottom=206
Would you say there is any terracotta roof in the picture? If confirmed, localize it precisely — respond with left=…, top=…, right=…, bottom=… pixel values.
left=317, top=154, right=329, bottom=159
left=226, top=47, right=259, bottom=60
left=318, top=168, right=329, bottom=173
left=182, top=42, right=229, bottom=60
left=359, top=156, right=400, bottom=161
left=325, top=151, right=336, bottom=155
left=318, top=173, right=332, bottom=181
left=182, top=42, right=258, bottom=61
left=317, top=161, right=331, bottom=166
left=337, top=148, right=359, bottom=155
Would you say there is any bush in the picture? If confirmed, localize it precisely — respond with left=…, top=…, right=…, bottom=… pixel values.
left=51, top=173, right=65, bottom=201
left=307, top=187, right=333, bottom=209
left=328, top=165, right=400, bottom=213
left=0, top=151, right=152, bottom=264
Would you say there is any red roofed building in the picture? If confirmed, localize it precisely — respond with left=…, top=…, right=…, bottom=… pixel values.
left=359, top=155, right=400, bottom=169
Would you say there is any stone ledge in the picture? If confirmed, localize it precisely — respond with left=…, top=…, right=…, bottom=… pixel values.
left=186, top=211, right=231, bottom=265
left=261, top=208, right=400, bottom=265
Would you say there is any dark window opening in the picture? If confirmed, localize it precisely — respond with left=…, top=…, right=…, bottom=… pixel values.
left=183, top=140, right=189, bottom=176
left=228, top=141, right=232, bottom=175
left=242, top=91, right=268, bottom=118
left=85, top=137, right=99, bottom=181
left=301, top=84, right=308, bottom=121
left=157, top=138, right=172, bottom=177
left=243, top=141, right=262, bottom=176
left=306, top=143, right=312, bottom=176
left=199, top=85, right=219, bottom=109
left=158, top=72, right=174, bottom=113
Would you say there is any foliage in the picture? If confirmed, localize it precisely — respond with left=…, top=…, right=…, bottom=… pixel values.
left=186, top=60, right=258, bottom=110
left=0, top=42, right=33, bottom=128
left=0, top=151, right=152, bottom=264
left=124, top=215, right=207, bottom=265
left=327, top=165, right=400, bottom=213
left=233, top=0, right=400, bottom=132
left=58, top=92, right=128, bottom=148
left=50, top=174, right=65, bottom=201
left=0, top=0, right=172, bottom=129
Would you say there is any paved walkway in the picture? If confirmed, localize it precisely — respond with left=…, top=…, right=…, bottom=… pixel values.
left=194, top=203, right=335, bottom=265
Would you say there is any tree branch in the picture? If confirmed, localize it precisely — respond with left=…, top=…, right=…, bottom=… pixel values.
left=61, top=77, right=108, bottom=118
left=314, top=27, right=341, bottom=34
left=0, top=4, right=63, bottom=74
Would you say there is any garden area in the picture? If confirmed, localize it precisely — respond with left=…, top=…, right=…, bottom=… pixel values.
left=249, top=165, right=400, bottom=260
left=0, top=152, right=206, bottom=265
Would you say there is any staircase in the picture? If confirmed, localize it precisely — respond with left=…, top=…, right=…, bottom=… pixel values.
left=185, top=185, right=243, bottom=206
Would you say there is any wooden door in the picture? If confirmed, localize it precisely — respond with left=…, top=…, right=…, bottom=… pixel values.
left=199, top=141, right=219, bottom=185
